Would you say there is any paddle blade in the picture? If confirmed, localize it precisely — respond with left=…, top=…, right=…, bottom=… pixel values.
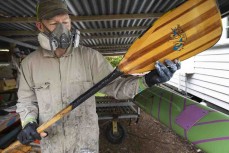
left=118, top=0, right=222, bottom=74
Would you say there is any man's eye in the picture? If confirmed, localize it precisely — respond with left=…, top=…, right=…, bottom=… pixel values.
left=50, top=23, right=57, bottom=25
left=63, top=22, right=68, bottom=24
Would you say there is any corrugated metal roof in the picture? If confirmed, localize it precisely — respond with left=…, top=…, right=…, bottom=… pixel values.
left=65, top=0, right=185, bottom=15
left=72, top=18, right=155, bottom=29
left=0, top=0, right=228, bottom=55
left=0, top=0, right=37, bottom=17
left=0, top=23, right=36, bottom=31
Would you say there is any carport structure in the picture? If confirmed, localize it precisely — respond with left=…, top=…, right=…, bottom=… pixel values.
left=0, top=1, right=229, bottom=152
left=0, top=0, right=229, bottom=61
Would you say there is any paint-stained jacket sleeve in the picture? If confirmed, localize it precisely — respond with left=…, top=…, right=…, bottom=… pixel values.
left=16, top=57, right=38, bottom=127
left=90, top=49, right=141, bottom=99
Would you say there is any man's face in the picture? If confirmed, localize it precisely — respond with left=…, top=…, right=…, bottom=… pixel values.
left=36, top=14, right=71, bottom=32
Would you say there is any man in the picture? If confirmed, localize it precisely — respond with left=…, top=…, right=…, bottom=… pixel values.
left=16, top=0, right=180, bottom=153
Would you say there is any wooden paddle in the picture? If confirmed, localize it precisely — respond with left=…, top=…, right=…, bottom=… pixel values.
left=3, top=0, right=222, bottom=152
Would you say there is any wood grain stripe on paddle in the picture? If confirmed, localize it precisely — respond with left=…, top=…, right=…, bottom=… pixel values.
left=160, top=26, right=222, bottom=64
left=127, top=20, right=221, bottom=74
left=153, top=0, right=207, bottom=32
left=37, top=105, right=73, bottom=133
left=125, top=0, right=208, bottom=57
left=119, top=6, right=219, bottom=71
left=120, top=1, right=208, bottom=65
left=178, top=35, right=221, bottom=61
left=119, top=6, right=220, bottom=73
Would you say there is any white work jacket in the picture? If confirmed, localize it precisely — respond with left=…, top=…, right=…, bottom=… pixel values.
left=16, top=45, right=140, bottom=153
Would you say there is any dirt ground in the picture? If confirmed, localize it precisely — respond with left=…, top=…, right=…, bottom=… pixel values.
left=99, top=111, right=198, bottom=153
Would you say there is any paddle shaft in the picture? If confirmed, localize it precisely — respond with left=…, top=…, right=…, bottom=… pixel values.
left=3, top=68, right=123, bottom=153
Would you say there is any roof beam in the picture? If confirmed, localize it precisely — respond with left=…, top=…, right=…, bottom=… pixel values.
left=15, top=37, right=38, bottom=42
left=83, top=34, right=139, bottom=39
left=0, top=31, right=39, bottom=36
left=97, top=47, right=129, bottom=53
left=15, top=34, right=139, bottom=42
left=101, top=51, right=126, bottom=56
left=102, top=53, right=126, bottom=56
left=91, top=45, right=131, bottom=49
left=0, top=13, right=162, bottom=23
left=80, top=26, right=148, bottom=33
left=0, top=26, right=147, bottom=36
left=71, top=13, right=162, bottom=21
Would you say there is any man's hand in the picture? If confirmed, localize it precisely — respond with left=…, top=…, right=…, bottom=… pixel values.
left=144, top=59, right=181, bottom=87
left=17, top=122, right=47, bottom=145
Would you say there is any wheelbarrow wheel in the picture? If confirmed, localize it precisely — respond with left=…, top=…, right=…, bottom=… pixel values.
left=105, top=122, right=126, bottom=144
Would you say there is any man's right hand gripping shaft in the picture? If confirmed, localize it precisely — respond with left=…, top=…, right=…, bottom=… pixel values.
left=17, top=122, right=41, bottom=145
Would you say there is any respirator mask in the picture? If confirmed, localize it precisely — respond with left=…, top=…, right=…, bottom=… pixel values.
left=37, top=23, right=80, bottom=51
